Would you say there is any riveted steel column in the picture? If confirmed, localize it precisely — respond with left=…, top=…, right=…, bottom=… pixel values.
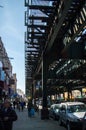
left=42, top=53, right=48, bottom=108
left=41, top=53, right=49, bottom=119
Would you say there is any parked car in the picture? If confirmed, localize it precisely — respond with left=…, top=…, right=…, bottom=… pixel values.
left=58, top=102, right=86, bottom=130
left=49, top=104, right=60, bottom=120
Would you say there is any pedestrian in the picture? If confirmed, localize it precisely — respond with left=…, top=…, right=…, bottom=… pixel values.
left=30, top=106, right=35, bottom=117
left=13, top=100, right=16, bottom=109
left=16, top=101, right=20, bottom=111
left=20, top=101, right=24, bottom=111
left=0, top=99, right=18, bottom=130
left=27, top=101, right=32, bottom=117
left=0, top=107, right=4, bottom=130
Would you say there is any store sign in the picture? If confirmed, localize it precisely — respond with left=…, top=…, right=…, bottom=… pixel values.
left=1, top=71, right=5, bottom=81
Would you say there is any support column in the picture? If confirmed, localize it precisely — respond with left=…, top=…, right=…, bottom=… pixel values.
left=41, top=53, right=49, bottom=119
left=67, top=85, right=71, bottom=101
left=31, top=83, right=34, bottom=103
left=32, top=80, right=36, bottom=106
left=42, top=53, right=48, bottom=108
left=80, top=88, right=83, bottom=97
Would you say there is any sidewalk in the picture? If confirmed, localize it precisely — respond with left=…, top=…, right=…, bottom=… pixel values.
left=13, top=108, right=66, bottom=130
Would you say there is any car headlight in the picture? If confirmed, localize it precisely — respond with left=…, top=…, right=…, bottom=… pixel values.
left=77, top=118, right=83, bottom=122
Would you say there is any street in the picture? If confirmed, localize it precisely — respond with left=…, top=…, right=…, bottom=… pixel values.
left=13, top=108, right=66, bottom=130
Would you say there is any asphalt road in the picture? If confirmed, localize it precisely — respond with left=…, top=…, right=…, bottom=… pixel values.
left=13, top=108, right=66, bottom=130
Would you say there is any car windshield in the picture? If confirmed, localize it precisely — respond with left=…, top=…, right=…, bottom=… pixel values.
left=67, top=104, right=86, bottom=113
left=54, top=105, right=60, bottom=110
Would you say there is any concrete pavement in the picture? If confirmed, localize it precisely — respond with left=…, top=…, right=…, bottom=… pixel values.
left=13, top=108, right=66, bottom=130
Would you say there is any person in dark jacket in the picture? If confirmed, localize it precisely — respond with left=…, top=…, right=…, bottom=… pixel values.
left=0, top=99, right=18, bottom=130
left=0, top=108, right=4, bottom=130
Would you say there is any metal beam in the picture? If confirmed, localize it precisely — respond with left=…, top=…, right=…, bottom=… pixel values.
left=27, top=35, right=47, bottom=39
left=45, top=0, right=73, bottom=52
left=27, top=31, right=46, bottom=35
left=28, top=5, right=55, bottom=10
left=27, top=24, right=48, bottom=30
left=28, top=16, right=49, bottom=22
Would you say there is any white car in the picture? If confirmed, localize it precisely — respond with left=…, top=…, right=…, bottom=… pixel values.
left=58, top=102, right=86, bottom=130
left=49, top=104, right=60, bottom=120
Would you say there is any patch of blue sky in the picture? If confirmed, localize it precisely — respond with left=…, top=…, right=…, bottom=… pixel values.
left=0, top=0, right=25, bottom=93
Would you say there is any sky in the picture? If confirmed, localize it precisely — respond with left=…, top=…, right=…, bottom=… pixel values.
left=0, top=0, right=26, bottom=93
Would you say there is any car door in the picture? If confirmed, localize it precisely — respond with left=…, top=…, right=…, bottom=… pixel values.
left=61, top=105, right=67, bottom=124
left=59, top=104, right=67, bottom=125
left=49, top=105, right=54, bottom=118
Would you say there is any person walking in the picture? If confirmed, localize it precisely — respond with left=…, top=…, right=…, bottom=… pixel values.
left=30, top=105, right=35, bottom=117
left=20, top=101, right=24, bottom=111
left=27, top=101, right=32, bottom=117
left=27, top=100, right=35, bottom=117
left=13, top=100, right=16, bottom=109
left=0, top=99, right=18, bottom=130
left=0, top=108, right=4, bottom=130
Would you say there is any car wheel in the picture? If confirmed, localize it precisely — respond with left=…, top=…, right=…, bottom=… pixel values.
left=58, top=118, right=63, bottom=126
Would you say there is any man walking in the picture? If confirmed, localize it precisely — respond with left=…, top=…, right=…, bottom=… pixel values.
left=0, top=99, right=18, bottom=130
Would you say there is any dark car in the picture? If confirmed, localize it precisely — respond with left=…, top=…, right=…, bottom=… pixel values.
left=49, top=104, right=60, bottom=120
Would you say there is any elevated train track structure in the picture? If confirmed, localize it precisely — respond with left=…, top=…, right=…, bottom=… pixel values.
left=24, top=0, right=86, bottom=107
